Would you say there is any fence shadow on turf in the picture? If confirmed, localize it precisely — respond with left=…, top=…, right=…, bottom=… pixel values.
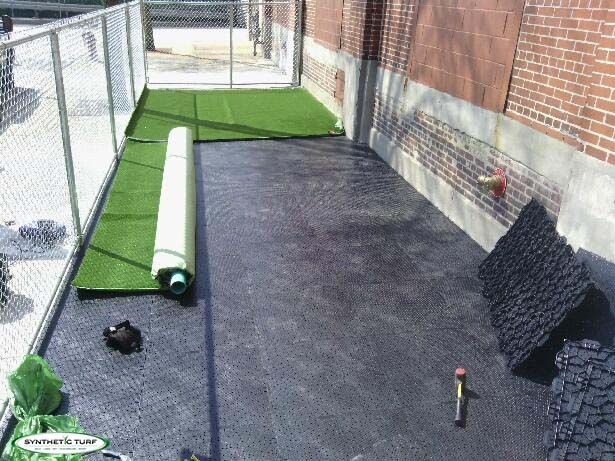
left=138, top=107, right=307, bottom=140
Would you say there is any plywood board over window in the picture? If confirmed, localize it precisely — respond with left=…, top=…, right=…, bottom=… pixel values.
left=408, top=0, right=525, bottom=112
left=314, top=0, right=344, bottom=50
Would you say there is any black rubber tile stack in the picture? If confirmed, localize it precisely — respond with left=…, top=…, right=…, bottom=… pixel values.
left=478, top=199, right=593, bottom=369
left=19, top=137, right=552, bottom=460
left=547, top=340, right=615, bottom=460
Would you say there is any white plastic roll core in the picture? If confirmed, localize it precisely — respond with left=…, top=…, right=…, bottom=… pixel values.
left=151, top=127, right=196, bottom=292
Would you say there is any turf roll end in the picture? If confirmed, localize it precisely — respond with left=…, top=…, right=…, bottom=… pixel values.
left=169, top=270, right=189, bottom=295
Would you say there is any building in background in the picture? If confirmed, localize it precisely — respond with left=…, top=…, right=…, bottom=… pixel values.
left=0, top=0, right=104, bottom=25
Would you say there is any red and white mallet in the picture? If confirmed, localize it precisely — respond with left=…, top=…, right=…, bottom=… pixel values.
left=455, top=367, right=467, bottom=427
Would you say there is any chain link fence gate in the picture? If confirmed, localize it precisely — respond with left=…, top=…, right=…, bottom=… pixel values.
left=0, top=1, right=146, bottom=433
left=142, top=0, right=302, bottom=87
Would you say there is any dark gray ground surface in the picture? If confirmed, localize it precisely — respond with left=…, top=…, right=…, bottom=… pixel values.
left=39, top=137, right=551, bottom=460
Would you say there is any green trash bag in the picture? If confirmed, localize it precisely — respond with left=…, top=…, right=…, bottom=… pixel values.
left=1, top=415, right=84, bottom=461
left=7, top=355, right=63, bottom=421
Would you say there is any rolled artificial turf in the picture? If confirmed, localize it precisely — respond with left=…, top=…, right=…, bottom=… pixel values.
left=151, top=127, right=196, bottom=294
left=73, top=88, right=338, bottom=290
left=126, top=87, right=340, bottom=141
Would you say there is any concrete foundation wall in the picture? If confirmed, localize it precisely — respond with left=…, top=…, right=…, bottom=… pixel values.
left=557, top=154, right=615, bottom=263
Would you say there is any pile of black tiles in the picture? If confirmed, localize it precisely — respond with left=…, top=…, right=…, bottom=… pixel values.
left=546, top=340, right=615, bottom=460
left=478, top=199, right=593, bottom=370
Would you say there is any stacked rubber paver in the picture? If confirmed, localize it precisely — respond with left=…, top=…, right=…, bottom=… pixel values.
left=478, top=199, right=593, bottom=369
left=546, top=340, right=615, bottom=460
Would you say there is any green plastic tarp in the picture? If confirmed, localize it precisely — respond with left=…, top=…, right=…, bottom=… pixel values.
left=1, top=355, right=84, bottom=461
left=8, top=355, right=62, bottom=420
left=2, top=415, right=83, bottom=461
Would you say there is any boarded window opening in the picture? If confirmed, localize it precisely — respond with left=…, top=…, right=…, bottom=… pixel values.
left=408, top=0, right=524, bottom=112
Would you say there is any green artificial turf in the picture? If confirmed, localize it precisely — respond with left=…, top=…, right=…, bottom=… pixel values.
left=74, top=88, right=338, bottom=290
left=72, top=141, right=166, bottom=290
left=126, top=87, right=339, bottom=141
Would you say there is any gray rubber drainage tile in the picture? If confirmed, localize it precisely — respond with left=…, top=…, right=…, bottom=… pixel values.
left=31, top=137, right=548, bottom=460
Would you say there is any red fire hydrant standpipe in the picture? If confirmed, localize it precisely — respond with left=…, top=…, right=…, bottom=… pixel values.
left=477, top=168, right=507, bottom=198
left=490, top=168, right=507, bottom=198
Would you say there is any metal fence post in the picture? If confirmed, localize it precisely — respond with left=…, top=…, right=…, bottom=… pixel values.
left=101, top=16, right=118, bottom=158
left=229, top=3, right=234, bottom=89
left=293, top=0, right=303, bottom=86
left=139, top=0, right=148, bottom=85
left=50, top=31, right=83, bottom=245
left=125, top=5, right=136, bottom=107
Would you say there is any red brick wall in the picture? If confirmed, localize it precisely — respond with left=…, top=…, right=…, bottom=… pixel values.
left=339, top=0, right=383, bottom=59
left=302, top=0, right=383, bottom=99
left=408, top=0, right=524, bottom=112
left=302, top=0, right=614, bottom=166
left=373, top=95, right=564, bottom=226
left=578, top=9, right=615, bottom=164
left=379, top=1, right=419, bottom=73
left=335, top=69, right=345, bottom=101
left=302, top=51, right=338, bottom=95
left=506, top=1, right=614, bottom=163
left=309, top=0, right=344, bottom=50
left=304, top=0, right=317, bottom=38
left=270, top=0, right=296, bottom=30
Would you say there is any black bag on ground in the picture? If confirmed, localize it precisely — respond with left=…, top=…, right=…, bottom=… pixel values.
left=103, top=320, right=142, bottom=354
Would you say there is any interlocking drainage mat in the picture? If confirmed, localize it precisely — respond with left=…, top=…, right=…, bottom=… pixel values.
left=125, top=87, right=340, bottom=142
left=32, top=138, right=551, bottom=459
left=547, top=340, right=615, bottom=460
left=478, top=199, right=594, bottom=370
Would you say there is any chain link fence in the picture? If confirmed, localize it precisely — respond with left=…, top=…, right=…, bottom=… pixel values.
left=143, top=0, right=301, bottom=87
left=0, top=0, right=146, bottom=428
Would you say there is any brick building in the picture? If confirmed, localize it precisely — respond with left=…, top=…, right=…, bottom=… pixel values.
left=292, top=0, right=615, bottom=262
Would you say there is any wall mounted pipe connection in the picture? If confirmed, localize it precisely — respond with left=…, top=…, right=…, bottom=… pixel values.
left=477, top=168, right=507, bottom=198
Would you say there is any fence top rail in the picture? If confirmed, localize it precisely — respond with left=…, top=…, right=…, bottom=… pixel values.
left=145, top=0, right=298, bottom=5
left=0, top=0, right=140, bottom=50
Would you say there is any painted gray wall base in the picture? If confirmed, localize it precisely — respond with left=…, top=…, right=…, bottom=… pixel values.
left=375, top=68, right=575, bottom=188
left=302, top=74, right=342, bottom=118
left=334, top=51, right=378, bottom=142
left=557, top=155, right=615, bottom=263
left=302, top=36, right=338, bottom=65
left=369, top=128, right=508, bottom=252
left=356, top=60, right=378, bottom=144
